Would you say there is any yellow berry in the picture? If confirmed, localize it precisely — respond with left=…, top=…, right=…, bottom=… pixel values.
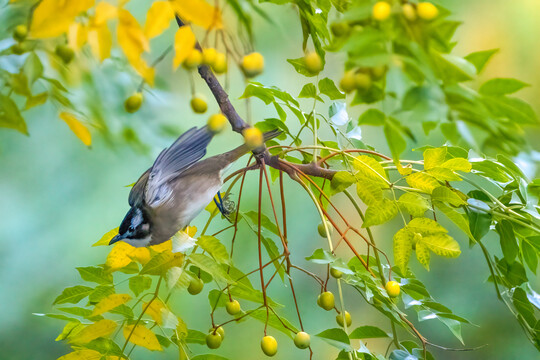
left=317, top=221, right=333, bottom=237
left=261, top=335, right=278, bottom=357
left=183, top=49, right=202, bottom=69
left=318, top=291, right=335, bottom=311
left=241, top=52, right=264, bottom=77
left=190, top=95, right=208, bottom=114
left=305, top=52, right=323, bottom=74
left=202, top=47, right=218, bottom=66
left=417, top=2, right=438, bottom=20
left=373, top=2, right=392, bottom=21
left=354, top=72, right=372, bottom=91
left=336, top=311, right=352, bottom=327
left=385, top=280, right=401, bottom=298
left=330, top=268, right=343, bottom=279
left=206, top=332, right=222, bottom=349
left=124, top=93, right=143, bottom=113
left=225, top=299, right=241, bottom=315
left=402, top=3, right=417, bottom=21
left=243, top=127, right=264, bottom=149
left=212, top=52, right=227, bottom=74
left=187, top=277, right=204, bottom=295
left=339, top=71, right=356, bottom=93
left=293, top=331, right=310, bottom=349
left=207, top=113, right=228, bottom=133
left=13, top=24, right=28, bottom=42
left=55, top=44, right=75, bottom=64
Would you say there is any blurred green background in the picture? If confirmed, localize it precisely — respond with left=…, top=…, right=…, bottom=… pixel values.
left=1, top=0, right=539, bottom=359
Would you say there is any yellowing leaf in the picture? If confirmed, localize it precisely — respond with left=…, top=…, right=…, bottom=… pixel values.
left=144, top=1, right=174, bottom=39
left=93, top=1, right=117, bottom=26
left=131, top=247, right=151, bottom=264
left=423, top=147, right=447, bottom=170
left=145, top=299, right=165, bottom=324
left=363, top=199, right=398, bottom=227
left=356, top=177, right=383, bottom=206
left=149, top=240, right=172, bottom=253
left=91, top=294, right=131, bottom=316
left=59, top=112, right=92, bottom=146
left=68, top=23, right=88, bottom=50
left=31, top=0, right=95, bottom=38
left=431, top=186, right=466, bottom=207
left=88, top=25, right=112, bottom=62
left=406, top=172, right=439, bottom=194
left=106, top=242, right=151, bottom=270
left=185, top=226, right=197, bottom=237
left=173, top=26, right=196, bottom=69
left=353, top=155, right=388, bottom=185
left=415, top=242, right=431, bottom=270
left=57, top=350, right=102, bottom=360
left=440, top=158, right=472, bottom=172
left=69, top=319, right=117, bottom=344
left=93, top=227, right=119, bottom=246
left=427, top=167, right=462, bottom=182
left=397, top=192, right=429, bottom=217
left=393, top=227, right=413, bottom=271
left=421, top=233, right=461, bottom=258
left=170, top=0, right=223, bottom=30
left=123, top=324, right=163, bottom=351
left=407, top=217, right=448, bottom=235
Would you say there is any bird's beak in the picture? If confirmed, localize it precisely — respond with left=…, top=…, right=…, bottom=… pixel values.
left=109, top=234, right=124, bottom=245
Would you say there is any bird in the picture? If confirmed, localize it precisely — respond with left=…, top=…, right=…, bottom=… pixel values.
left=110, top=126, right=280, bottom=247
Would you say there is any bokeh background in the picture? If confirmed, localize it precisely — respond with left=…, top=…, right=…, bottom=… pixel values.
left=1, top=0, right=539, bottom=359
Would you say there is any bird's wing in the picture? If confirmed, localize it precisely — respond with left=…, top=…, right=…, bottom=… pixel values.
left=144, top=126, right=214, bottom=207
left=128, top=168, right=150, bottom=208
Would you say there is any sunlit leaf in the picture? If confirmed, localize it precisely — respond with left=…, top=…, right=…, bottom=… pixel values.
left=421, top=234, right=461, bottom=258
left=397, top=192, right=429, bottom=218
left=93, top=228, right=119, bottom=246
left=363, top=198, right=398, bottom=227
left=170, top=0, right=223, bottom=30
left=406, top=172, right=439, bottom=194
left=173, top=26, right=197, bottom=69
left=144, top=1, right=175, bottom=39
left=129, top=275, right=152, bottom=297
left=123, top=323, right=163, bottom=351
left=69, top=319, right=117, bottom=344
left=57, top=350, right=102, bottom=360
left=91, top=294, right=131, bottom=316
left=59, top=112, right=92, bottom=146
left=31, top=0, right=95, bottom=38
left=423, top=147, right=447, bottom=170
left=88, top=25, right=112, bottom=62
left=393, top=228, right=413, bottom=271
left=415, top=242, right=431, bottom=270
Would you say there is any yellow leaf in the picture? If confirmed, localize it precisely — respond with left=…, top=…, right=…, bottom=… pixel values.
left=185, top=226, right=197, bottom=237
left=68, top=23, right=88, bottom=50
left=144, top=1, right=175, bottom=39
left=423, top=147, right=447, bottom=170
left=57, top=350, right=102, bottom=360
left=91, top=294, right=131, bottom=316
left=93, top=1, right=117, bottom=26
left=149, top=240, right=172, bottom=253
left=144, top=299, right=165, bottom=324
left=406, top=172, right=439, bottom=194
left=88, top=25, right=112, bottom=62
left=31, top=0, right=95, bottom=38
left=59, top=112, right=92, bottom=146
left=173, top=26, right=196, bottom=70
left=68, top=319, right=117, bottom=344
left=131, top=247, right=151, bottom=264
left=93, top=227, right=119, bottom=246
left=106, top=242, right=151, bottom=270
left=123, top=324, right=163, bottom=351
left=170, top=0, right=223, bottom=30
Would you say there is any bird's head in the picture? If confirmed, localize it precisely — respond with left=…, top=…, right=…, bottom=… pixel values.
left=110, top=207, right=151, bottom=247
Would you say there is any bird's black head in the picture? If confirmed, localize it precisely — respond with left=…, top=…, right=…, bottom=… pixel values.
left=110, top=207, right=151, bottom=247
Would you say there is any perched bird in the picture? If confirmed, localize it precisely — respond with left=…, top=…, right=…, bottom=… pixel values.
left=110, top=126, right=279, bottom=247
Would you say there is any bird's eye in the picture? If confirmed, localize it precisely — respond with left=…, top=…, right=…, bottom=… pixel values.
left=128, top=226, right=135, bottom=232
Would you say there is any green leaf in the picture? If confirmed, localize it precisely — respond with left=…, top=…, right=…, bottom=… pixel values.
left=468, top=205, right=492, bottom=241
left=23, top=52, right=43, bottom=84
left=363, top=198, right=398, bottom=227
left=249, top=308, right=298, bottom=338
left=384, top=121, right=406, bottom=160
left=318, top=78, right=345, bottom=100
left=430, top=51, right=476, bottom=83
left=0, top=94, right=27, bottom=134
left=479, top=78, right=529, bottom=96
left=406, top=172, right=440, bottom=194
left=76, top=266, right=113, bottom=285
left=88, top=285, right=115, bottom=304
left=305, top=248, right=336, bottom=264
left=423, top=147, right=447, bottom=170
left=358, top=108, right=386, bottom=126
left=298, top=83, right=322, bottom=101
left=239, top=84, right=274, bottom=104
left=25, top=92, right=48, bottom=109
left=315, top=328, right=351, bottom=351
left=440, top=158, right=472, bottom=172
left=464, top=49, right=498, bottom=73
left=349, top=325, right=388, bottom=339
left=140, top=252, right=183, bottom=276
left=189, top=253, right=235, bottom=284
left=397, top=192, right=429, bottom=217
left=353, top=155, right=388, bottom=184
left=53, top=286, right=94, bottom=305
left=512, top=288, right=535, bottom=327
left=330, top=171, right=356, bottom=194
left=496, top=220, right=518, bottom=264
left=287, top=57, right=318, bottom=77
left=433, top=201, right=473, bottom=238
left=415, top=242, right=431, bottom=270
left=197, top=236, right=230, bottom=264
left=393, top=228, right=413, bottom=271
left=10, top=72, right=31, bottom=97
left=521, top=240, right=538, bottom=274
left=431, top=186, right=466, bottom=207
left=185, top=329, right=207, bottom=345
left=356, top=177, right=383, bottom=206
left=421, top=234, right=461, bottom=258
left=129, top=275, right=152, bottom=297
left=191, top=355, right=230, bottom=360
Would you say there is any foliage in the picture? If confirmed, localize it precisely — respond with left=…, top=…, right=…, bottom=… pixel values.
left=2, top=0, right=539, bottom=359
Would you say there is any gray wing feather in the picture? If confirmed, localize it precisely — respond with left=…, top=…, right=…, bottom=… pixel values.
left=128, top=169, right=150, bottom=207
left=145, top=126, right=214, bottom=206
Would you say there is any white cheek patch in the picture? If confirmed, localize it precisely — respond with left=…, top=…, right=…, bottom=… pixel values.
left=122, top=235, right=152, bottom=248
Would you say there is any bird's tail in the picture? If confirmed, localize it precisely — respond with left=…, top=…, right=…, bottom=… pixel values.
left=220, top=128, right=282, bottom=164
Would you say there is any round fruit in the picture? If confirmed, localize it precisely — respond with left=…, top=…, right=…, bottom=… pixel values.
left=355, top=72, right=372, bottom=91
left=330, top=267, right=343, bottom=279
left=207, top=113, right=228, bottom=133
left=402, top=3, right=417, bottom=21
left=212, top=52, right=227, bottom=74
left=417, top=2, right=438, bottom=20
left=339, top=71, right=356, bottom=93
left=225, top=299, right=241, bottom=315
left=124, top=93, right=143, bottom=113
left=293, top=331, right=310, bottom=349
left=317, top=221, right=333, bottom=237
left=11, top=43, right=25, bottom=55
left=241, top=52, right=264, bottom=77
left=188, top=277, right=204, bottom=295
left=336, top=311, right=352, bottom=327
left=330, top=22, right=350, bottom=37
left=183, top=49, right=202, bottom=69
left=318, top=291, right=335, bottom=311
left=371, top=65, right=387, bottom=80
left=385, top=280, right=401, bottom=298
left=372, top=2, right=392, bottom=21
left=209, top=326, right=225, bottom=340
left=305, top=52, right=323, bottom=75
left=55, top=44, right=75, bottom=64
left=13, top=24, right=28, bottom=42
left=190, top=95, right=208, bottom=114
left=206, top=332, right=222, bottom=349
left=243, top=127, right=264, bottom=149
left=261, top=335, right=278, bottom=357
left=202, top=47, right=218, bottom=66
